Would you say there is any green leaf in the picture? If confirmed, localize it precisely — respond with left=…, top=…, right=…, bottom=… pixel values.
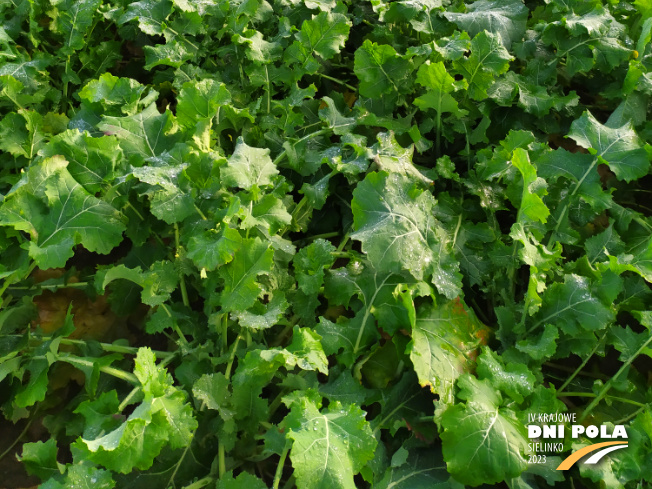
left=239, top=194, right=292, bottom=234
left=516, top=77, right=579, bottom=117
left=74, top=348, right=197, bottom=473
left=74, top=391, right=123, bottom=440
left=376, top=448, right=451, bottom=489
left=585, top=223, right=625, bottom=265
left=293, top=239, right=336, bottom=296
left=131, top=154, right=194, bottom=224
left=218, top=237, right=274, bottom=312
left=440, top=375, right=529, bottom=486
left=49, top=0, right=102, bottom=53
left=607, top=92, right=647, bottom=128
left=370, top=371, right=432, bottom=433
left=537, top=148, right=612, bottom=214
left=0, top=75, right=46, bottom=110
left=304, top=0, right=337, bottom=11
left=192, top=373, right=234, bottom=420
left=216, top=471, right=269, bottom=489
left=231, top=292, right=289, bottom=330
left=617, top=236, right=652, bottom=284
left=531, top=274, right=615, bottom=336
left=414, top=61, right=464, bottom=117
left=145, top=302, right=194, bottom=334
left=285, top=12, right=351, bottom=74
left=0, top=110, right=46, bottom=158
left=443, top=0, right=528, bottom=49
left=318, top=96, right=356, bottom=135
left=176, top=79, right=231, bottom=130
left=187, top=226, right=242, bottom=271
left=453, top=221, right=496, bottom=286
left=354, top=40, right=412, bottom=98
left=320, top=260, right=409, bottom=363
left=0, top=156, right=126, bottom=269
left=55, top=463, right=116, bottom=489
left=39, top=130, right=123, bottom=194
left=221, top=137, right=279, bottom=191
left=371, top=132, right=431, bottom=185
left=172, top=0, right=218, bottom=15
left=568, top=111, right=650, bottom=182
left=99, top=104, right=179, bottom=161
left=144, top=40, right=196, bottom=70
left=608, top=324, right=652, bottom=364
left=285, top=326, right=328, bottom=374
left=234, top=29, right=282, bottom=64
left=119, top=0, right=173, bottom=35
left=409, top=298, right=490, bottom=403
left=18, top=439, right=60, bottom=480
left=78, top=73, right=155, bottom=116
left=511, top=148, right=549, bottom=224
left=319, top=371, right=369, bottom=406
left=99, top=261, right=178, bottom=307
left=476, top=348, right=535, bottom=403
left=351, top=171, right=461, bottom=298
left=454, top=31, right=513, bottom=101
left=286, top=398, right=377, bottom=489
left=515, top=324, right=558, bottom=360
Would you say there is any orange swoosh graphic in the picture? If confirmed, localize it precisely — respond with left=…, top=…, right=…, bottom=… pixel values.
left=556, top=441, right=628, bottom=470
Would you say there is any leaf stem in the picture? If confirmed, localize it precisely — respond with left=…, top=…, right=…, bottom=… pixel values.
left=56, top=354, right=138, bottom=384
left=546, top=157, right=598, bottom=247
left=271, top=315, right=300, bottom=347
left=579, top=334, right=652, bottom=422
left=62, top=55, right=71, bottom=112
left=161, top=304, right=189, bottom=345
left=614, top=404, right=649, bottom=425
left=182, top=476, right=214, bottom=489
left=224, top=335, right=242, bottom=381
left=119, top=386, right=141, bottom=412
left=175, top=223, right=191, bottom=308
left=65, top=337, right=174, bottom=357
left=292, top=231, right=339, bottom=244
left=125, top=200, right=145, bottom=221
left=0, top=417, right=33, bottom=463
left=272, top=444, right=290, bottom=489
left=318, top=73, right=357, bottom=92
left=265, top=65, right=271, bottom=114
left=221, top=313, right=228, bottom=354
left=273, top=129, right=329, bottom=166
left=20, top=335, right=174, bottom=358
left=330, top=251, right=349, bottom=258
left=8, top=282, right=89, bottom=291
left=117, top=353, right=178, bottom=413
left=281, top=474, right=295, bottom=489
left=544, top=361, right=609, bottom=381
left=267, top=371, right=308, bottom=418
left=218, top=442, right=226, bottom=479
left=435, top=84, right=442, bottom=157
left=0, top=262, right=37, bottom=308
left=336, top=233, right=350, bottom=253
left=557, top=331, right=606, bottom=394
left=451, top=213, right=463, bottom=250
left=194, top=204, right=208, bottom=221
left=167, top=442, right=192, bottom=489
left=560, top=392, right=647, bottom=408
